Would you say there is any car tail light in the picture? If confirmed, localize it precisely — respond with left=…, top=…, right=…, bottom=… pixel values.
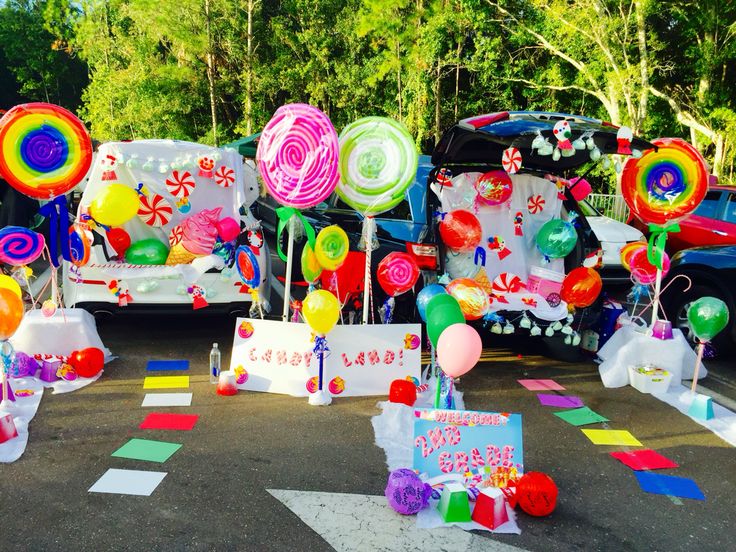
left=406, top=242, right=438, bottom=270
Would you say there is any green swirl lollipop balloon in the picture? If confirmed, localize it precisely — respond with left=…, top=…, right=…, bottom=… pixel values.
left=337, top=117, right=418, bottom=216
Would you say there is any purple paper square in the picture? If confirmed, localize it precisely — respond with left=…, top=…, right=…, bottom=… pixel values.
left=537, top=394, right=584, bottom=408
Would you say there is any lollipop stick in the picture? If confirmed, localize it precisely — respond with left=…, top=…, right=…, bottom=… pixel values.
left=690, top=341, right=704, bottom=394
left=361, top=217, right=375, bottom=324
left=650, top=267, right=663, bottom=327
left=282, top=217, right=296, bottom=322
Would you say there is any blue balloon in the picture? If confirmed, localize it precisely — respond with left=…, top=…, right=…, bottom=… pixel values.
left=416, top=284, right=447, bottom=322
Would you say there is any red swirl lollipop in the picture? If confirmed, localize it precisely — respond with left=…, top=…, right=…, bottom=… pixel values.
left=377, top=252, right=419, bottom=297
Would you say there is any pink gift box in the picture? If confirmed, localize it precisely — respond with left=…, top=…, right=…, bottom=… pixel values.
left=472, top=487, right=509, bottom=530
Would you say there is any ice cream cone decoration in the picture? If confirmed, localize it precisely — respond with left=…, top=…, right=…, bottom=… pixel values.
left=165, top=243, right=200, bottom=265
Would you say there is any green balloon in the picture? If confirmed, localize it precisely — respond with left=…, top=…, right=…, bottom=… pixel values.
left=687, top=296, right=729, bottom=342
left=427, top=300, right=465, bottom=348
left=125, top=239, right=170, bottom=265
left=535, top=219, right=577, bottom=259
left=425, top=293, right=461, bottom=318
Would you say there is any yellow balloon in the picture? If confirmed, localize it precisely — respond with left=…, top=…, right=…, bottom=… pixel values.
left=315, top=225, right=349, bottom=271
left=302, top=290, right=340, bottom=335
left=89, top=184, right=140, bottom=227
left=0, top=275, right=22, bottom=298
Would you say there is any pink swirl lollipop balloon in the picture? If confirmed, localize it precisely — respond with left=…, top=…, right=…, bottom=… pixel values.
left=257, top=104, right=339, bottom=209
left=377, top=252, right=419, bottom=297
left=0, top=226, right=45, bottom=265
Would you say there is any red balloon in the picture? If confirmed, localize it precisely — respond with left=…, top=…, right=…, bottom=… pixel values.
left=107, top=228, right=131, bottom=257
left=439, top=210, right=482, bottom=252
left=69, top=347, right=104, bottom=378
left=560, top=267, right=602, bottom=308
left=514, top=472, right=558, bottom=517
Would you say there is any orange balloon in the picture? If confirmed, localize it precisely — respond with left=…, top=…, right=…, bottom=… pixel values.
left=561, top=267, right=602, bottom=308
left=0, top=287, right=24, bottom=340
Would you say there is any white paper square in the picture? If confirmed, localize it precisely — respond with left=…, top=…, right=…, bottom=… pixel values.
left=141, top=393, right=192, bottom=407
left=88, top=468, right=167, bottom=496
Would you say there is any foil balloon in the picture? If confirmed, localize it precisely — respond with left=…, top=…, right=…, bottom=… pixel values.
left=235, top=245, right=261, bottom=288
left=474, top=170, right=512, bottom=206
left=439, top=210, right=482, bottom=252
left=315, top=225, right=349, bottom=271
left=337, top=116, right=418, bottom=215
left=446, top=277, right=490, bottom=320
left=535, top=219, right=577, bottom=259
left=90, top=184, right=140, bottom=227
left=560, top=267, right=602, bottom=308
left=687, top=297, right=730, bottom=342
left=621, top=138, right=708, bottom=226
left=257, top=103, right=339, bottom=209
left=629, top=248, right=670, bottom=285
left=377, top=252, right=420, bottom=297
left=301, top=242, right=323, bottom=283
left=0, top=226, right=45, bottom=265
left=0, top=102, right=92, bottom=199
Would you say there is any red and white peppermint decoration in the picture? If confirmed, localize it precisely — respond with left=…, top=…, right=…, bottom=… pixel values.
left=168, top=224, right=184, bottom=246
left=138, top=194, right=173, bottom=227
left=527, top=194, right=545, bottom=214
left=502, top=147, right=522, bottom=174
left=166, top=170, right=196, bottom=198
left=435, top=168, right=453, bottom=187
left=215, top=165, right=235, bottom=188
left=492, top=272, right=524, bottom=295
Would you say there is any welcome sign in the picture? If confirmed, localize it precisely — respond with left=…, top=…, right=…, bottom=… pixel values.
left=229, top=318, right=422, bottom=397
left=413, top=408, right=524, bottom=481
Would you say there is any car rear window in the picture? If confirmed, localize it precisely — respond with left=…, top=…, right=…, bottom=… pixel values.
left=724, top=193, right=736, bottom=224
left=694, top=191, right=720, bottom=218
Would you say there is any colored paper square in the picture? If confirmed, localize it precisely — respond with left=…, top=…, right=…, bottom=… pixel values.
left=139, top=413, right=199, bottom=431
left=111, top=438, right=182, bottom=463
left=146, top=360, right=189, bottom=372
left=581, top=429, right=643, bottom=447
left=88, top=468, right=167, bottom=496
left=518, top=379, right=565, bottom=391
left=143, top=376, right=190, bottom=389
left=635, top=472, right=705, bottom=501
left=537, top=394, right=584, bottom=408
left=610, top=449, right=679, bottom=471
left=554, top=407, right=609, bottom=426
left=141, top=393, right=192, bottom=407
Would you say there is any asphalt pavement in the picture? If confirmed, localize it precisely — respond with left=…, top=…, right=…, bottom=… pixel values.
left=1, top=311, right=734, bottom=552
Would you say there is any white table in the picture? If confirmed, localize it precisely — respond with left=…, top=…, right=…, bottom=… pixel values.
left=597, top=324, right=706, bottom=388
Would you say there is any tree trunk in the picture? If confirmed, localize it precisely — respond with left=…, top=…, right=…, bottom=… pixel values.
left=434, top=59, right=441, bottom=145
left=454, top=38, right=462, bottom=120
left=396, top=40, right=403, bottom=122
left=245, top=0, right=254, bottom=135
left=634, top=0, right=649, bottom=130
left=713, top=133, right=724, bottom=177
left=204, top=0, right=218, bottom=146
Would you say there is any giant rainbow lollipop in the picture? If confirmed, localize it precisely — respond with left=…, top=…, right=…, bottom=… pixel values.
left=621, top=138, right=708, bottom=226
left=256, top=103, right=339, bottom=209
left=337, top=116, right=417, bottom=216
left=0, top=103, right=92, bottom=199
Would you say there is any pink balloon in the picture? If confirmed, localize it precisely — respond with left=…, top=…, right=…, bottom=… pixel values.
left=216, top=217, right=241, bottom=242
left=437, top=323, right=482, bottom=378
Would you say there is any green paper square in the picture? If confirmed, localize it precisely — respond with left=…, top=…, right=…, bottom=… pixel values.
left=111, top=438, right=182, bottom=463
left=554, top=406, right=609, bottom=427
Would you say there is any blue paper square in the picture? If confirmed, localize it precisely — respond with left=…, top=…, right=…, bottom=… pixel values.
left=634, top=472, right=705, bottom=501
left=146, top=360, right=189, bottom=372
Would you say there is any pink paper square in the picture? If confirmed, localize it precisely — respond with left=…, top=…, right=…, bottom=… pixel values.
left=518, top=379, right=565, bottom=391
left=610, top=449, right=679, bottom=471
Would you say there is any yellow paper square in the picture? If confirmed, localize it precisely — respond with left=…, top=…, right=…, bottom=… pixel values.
left=581, top=429, right=643, bottom=447
left=143, top=376, right=190, bottom=390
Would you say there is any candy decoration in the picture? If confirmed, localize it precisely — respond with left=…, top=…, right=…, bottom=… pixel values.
left=621, top=138, right=708, bottom=226
left=314, top=225, right=349, bottom=271
left=168, top=224, right=184, bottom=247
left=337, top=116, right=418, bottom=215
left=617, top=126, right=633, bottom=155
left=492, top=272, right=524, bottom=295
left=439, top=210, right=482, bottom=252
left=165, top=170, right=196, bottom=198
left=198, top=155, right=215, bottom=178
left=257, top=103, right=339, bottom=209
left=68, top=225, right=91, bottom=267
left=436, top=167, right=453, bottom=187
left=377, top=252, right=420, bottom=297
left=0, top=102, right=93, bottom=199
left=475, top=170, right=513, bottom=206
left=552, top=121, right=573, bottom=151
left=629, top=247, right=670, bottom=285
left=620, top=241, right=647, bottom=271
left=100, top=154, right=118, bottom=181
left=0, top=226, right=45, bottom=265
left=527, top=194, right=545, bottom=214
left=137, top=194, right=173, bottom=227
left=328, top=376, right=345, bottom=395
left=514, top=211, right=524, bottom=236
left=214, top=165, right=235, bottom=188
left=446, top=278, right=490, bottom=320
left=487, top=235, right=511, bottom=260
left=385, top=469, right=432, bottom=515
left=501, top=146, right=522, bottom=174
left=235, top=245, right=261, bottom=288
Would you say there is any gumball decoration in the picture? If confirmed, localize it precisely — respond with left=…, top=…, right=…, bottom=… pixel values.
left=536, top=219, right=577, bottom=259
left=385, top=468, right=432, bottom=515
left=314, top=225, right=349, bottom=271
left=629, top=248, right=670, bottom=285
left=475, top=171, right=512, bottom=206
left=0, top=287, right=23, bottom=340
left=439, top=210, right=482, bottom=252
left=416, top=284, right=446, bottom=322
left=446, top=277, right=490, bottom=320
left=437, top=323, right=482, bottom=377
left=687, top=297, right=730, bottom=343
left=561, top=267, right=602, bottom=308
left=621, top=138, right=708, bottom=226
left=69, top=347, right=104, bottom=378
left=89, top=184, right=140, bottom=227
left=377, top=252, right=419, bottom=297
left=512, top=472, right=558, bottom=517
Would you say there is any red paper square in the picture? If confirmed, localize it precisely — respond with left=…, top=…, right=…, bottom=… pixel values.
left=139, top=413, right=199, bottom=431
left=610, top=449, right=679, bottom=471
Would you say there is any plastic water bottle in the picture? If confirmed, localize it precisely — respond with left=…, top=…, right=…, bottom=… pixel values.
left=209, top=343, right=221, bottom=384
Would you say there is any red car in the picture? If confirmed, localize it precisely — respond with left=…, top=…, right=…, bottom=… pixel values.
left=631, top=185, right=736, bottom=254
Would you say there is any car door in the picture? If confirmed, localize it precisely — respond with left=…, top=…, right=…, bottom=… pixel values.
left=668, top=191, right=724, bottom=251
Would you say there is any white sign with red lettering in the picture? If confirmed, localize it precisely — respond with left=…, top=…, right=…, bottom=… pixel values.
left=229, top=319, right=422, bottom=397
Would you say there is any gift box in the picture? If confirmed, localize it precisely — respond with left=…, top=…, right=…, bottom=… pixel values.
left=471, top=487, right=509, bottom=529
left=628, top=365, right=673, bottom=394
left=437, top=483, right=471, bottom=523
left=40, top=360, right=62, bottom=383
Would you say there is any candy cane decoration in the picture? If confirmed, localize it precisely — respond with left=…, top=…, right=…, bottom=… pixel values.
left=214, top=165, right=235, bottom=188
left=502, top=147, right=522, bottom=174
left=138, top=194, right=173, bottom=227
left=165, top=170, right=196, bottom=198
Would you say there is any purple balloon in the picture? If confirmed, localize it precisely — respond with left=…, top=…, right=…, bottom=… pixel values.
left=385, top=469, right=432, bottom=515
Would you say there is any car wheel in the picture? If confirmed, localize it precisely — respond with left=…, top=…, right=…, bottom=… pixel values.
left=668, top=284, right=734, bottom=353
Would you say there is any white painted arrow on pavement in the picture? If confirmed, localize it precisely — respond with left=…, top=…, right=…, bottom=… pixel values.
left=268, top=489, right=528, bottom=552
